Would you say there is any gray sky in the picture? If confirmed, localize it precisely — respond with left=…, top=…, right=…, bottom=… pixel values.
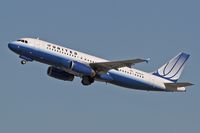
left=0, top=0, right=199, bottom=133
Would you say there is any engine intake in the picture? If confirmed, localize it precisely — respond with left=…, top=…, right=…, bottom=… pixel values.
left=47, top=66, right=74, bottom=81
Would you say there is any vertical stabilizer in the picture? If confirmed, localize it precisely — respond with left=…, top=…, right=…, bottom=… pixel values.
left=153, top=52, right=190, bottom=82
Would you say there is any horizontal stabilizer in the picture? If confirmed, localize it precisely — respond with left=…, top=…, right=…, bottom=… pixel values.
left=164, top=82, right=193, bottom=92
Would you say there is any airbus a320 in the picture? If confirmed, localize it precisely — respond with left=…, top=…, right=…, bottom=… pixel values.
left=8, top=38, right=193, bottom=92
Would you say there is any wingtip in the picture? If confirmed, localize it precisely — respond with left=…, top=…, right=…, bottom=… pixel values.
left=145, top=58, right=151, bottom=63
left=188, top=83, right=194, bottom=86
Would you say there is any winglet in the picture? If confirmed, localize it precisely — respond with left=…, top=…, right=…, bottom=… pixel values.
left=145, top=58, right=150, bottom=63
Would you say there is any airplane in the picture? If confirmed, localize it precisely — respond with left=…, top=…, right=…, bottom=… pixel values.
left=8, top=38, right=193, bottom=92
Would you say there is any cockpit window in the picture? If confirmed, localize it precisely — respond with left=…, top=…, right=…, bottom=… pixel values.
left=17, top=40, right=28, bottom=43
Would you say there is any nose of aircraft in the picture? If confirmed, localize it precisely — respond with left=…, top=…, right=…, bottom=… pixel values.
left=8, top=41, right=18, bottom=52
left=8, top=42, right=12, bottom=50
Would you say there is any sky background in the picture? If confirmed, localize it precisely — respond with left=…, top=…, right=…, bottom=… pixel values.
left=0, top=0, right=200, bottom=133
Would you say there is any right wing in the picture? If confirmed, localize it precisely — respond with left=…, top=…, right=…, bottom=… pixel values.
left=90, top=58, right=149, bottom=72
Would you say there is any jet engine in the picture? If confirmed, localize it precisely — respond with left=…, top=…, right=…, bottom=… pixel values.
left=61, top=60, right=95, bottom=77
left=47, top=66, right=74, bottom=81
left=70, top=61, right=95, bottom=77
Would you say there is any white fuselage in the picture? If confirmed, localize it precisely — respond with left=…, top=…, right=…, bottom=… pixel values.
left=8, top=38, right=185, bottom=92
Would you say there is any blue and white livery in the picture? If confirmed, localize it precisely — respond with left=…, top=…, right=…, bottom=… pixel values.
left=153, top=53, right=190, bottom=82
left=8, top=38, right=193, bottom=92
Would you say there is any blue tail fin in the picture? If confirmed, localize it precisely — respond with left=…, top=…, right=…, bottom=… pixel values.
left=153, top=52, right=190, bottom=82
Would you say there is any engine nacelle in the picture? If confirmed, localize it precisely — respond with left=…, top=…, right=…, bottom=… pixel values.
left=47, top=66, right=74, bottom=81
left=70, top=61, right=95, bottom=77
left=60, top=59, right=95, bottom=77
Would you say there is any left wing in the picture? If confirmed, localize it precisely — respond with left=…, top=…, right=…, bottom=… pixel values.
left=90, top=58, right=149, bottom=72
